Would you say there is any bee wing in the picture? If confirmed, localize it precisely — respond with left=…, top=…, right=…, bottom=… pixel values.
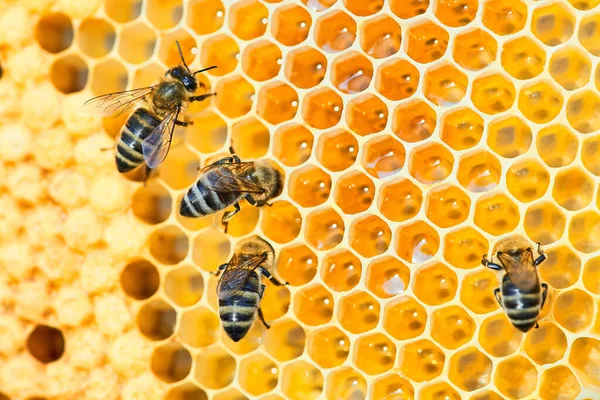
left=499, top=250, right=538, bottom=291
left=141, top=110, right=177, bottom=169
left=203, top=163, right=265, bottom=194
left=81, top=86, right=155, bottom=117
left=216, top=253, right=267, bottom=300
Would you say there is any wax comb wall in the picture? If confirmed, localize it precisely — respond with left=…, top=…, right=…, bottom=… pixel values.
left=0, top=0, right=599, bottom=399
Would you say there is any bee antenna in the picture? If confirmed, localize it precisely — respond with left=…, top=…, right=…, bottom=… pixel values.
left=175, top=40, right=191, bottom=72
left=193, top=66, right=218, bottom=75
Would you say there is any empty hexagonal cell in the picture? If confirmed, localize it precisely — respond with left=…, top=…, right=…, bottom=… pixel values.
left=392, top=99, right=436, bottom=143
left=471, top=72, right=515, bottom=115
left=186, top=0, right=224, bottom=35
left=523, top=322, right=567, bottom=365
left=118, top=22, right=156, bottom=64
left=26, top=324, right=65, bottom=363
left=518, top=81, right=564, bottom=124
left=331, top=51, right=373, bottom=94
left=395, top=220, right=439, bottom=263
left=444, top=227, right=488, bottom=270
left=263, top=319, right=305, bottom=362
left=239, top=353, right=279, bottom=396
left=423, top=62, right=468, bottom=107
left=273, top=123, right=313, bottom=167
left=360, top=14, right=402, bottom=58
left=553, top=167, right=594, bottom=211
left=550, top=46, right=591, bottom=91
left=191, top=228, right=230, bottom=272
left=425, top=184, right=471, bottom=228
left=540, top=365, right=581, bottom=400
left=366, top=256, right=410, bottom=299
left=293, top=284, right=334, bottom=326
left=495, top=356, right=538, bottom=399
left=537, top=124, right=578, bottom=168
left=408, top=143, right=454, bottom=185
left=195, top=347, right=236, bottom=389
left=325, top=367, right=367, bottom=399
left=337, top=291, right=380, bottom=334
left=178, top=306, right=220, bottom=348
left=580, top=13, right=600, bottom=56
left=79, top=18, right=116, bottom=58
left=487, top=115, right=532, bottom=158
left=307, top=326, right=350, bottom=368
left=304, top=207, right=344, bottom=250
left=159, top=145, right=200, bottom=191
left=165, top=383, right=208, bottom=400
left=90, top=58, right=127, bottom=95
left=276, top=244, right=317, bottom=286
left=281, top=360, right=323, bottom=400
left=346, top=94, right=388, bottom=136
left=301, top=87, right=343, bottom=129
left=185, top=111, right=226, bottom=155
left=50, top=54, right=88, bottom=94
left=583, top=256, right=600, bottom=295
left=214, top=75, right=254, bottom=118
left=375, top=58, right=420, bottom=101
left=460, top=269, right=500, bottom=315
left=314, top=10, right=356, bottom=53
left=506, top=159, right=550, bottom=203
left=412, top=261, right=458, bottom=306
left=434, top=0, right=478, bottom=27
left=398, top=339, right=445, bottom=382
left=405, top=20, right=449, bottom=64
left=147, top=0, right=182, bottom=29
left=353, top=333, right=396, bottom=376
left=479, top=313, right=522, bottom=357
left=271, top=4, right=311, bottom=46
left=151, top=341, right=191, bottom=383
left=242, top=40, right=282, bottom=82
left=566, top=89, right=600, bottom=134
left=383, top=295, right=427, bottom=340
left=390, top=0, right=430, bottom=19
left=321, top=249, right=362, bottom=292
left=131, top=181, right=172, bottom=224
left=553, top=289, right=594, bottom=333
left=137, top=299, right=177, bottom=341
left=120, top=259, right=159, bottom=301
left=441, top=107, right=484, bottom=151
left=371, top=374, right=414, bottom=400
left=261, top=200, right=302, bottom=244
left=570, top=337, right=600, bottom=388
left=532, top=2, right=575, bottom=46
left=524, top=202, right=567, bottom=246
left=256, top=81, right=299, bottom=125
left=164, top=265, right=204, bottom=307
left=288, top=165, right=331, bottom=208
left=474, top=193, right=520, bottom=236
left=284, top=46, right=327, bottom=89
left=35, top=12, right=73, bottom=54
left=362, top=136, right=406, bottom=180
left=333, top=170, right=375, bottom=214
left=316, top=129, right=357, bottom=172
left=105, top=0, right=143, bottom=23
left=149, top=225, right=188, bottom=265
left=228, top=0, right=268, bottom=40
left=452, top=28, right=497, bottom=71
left=378, top=177, right=422, bottom=223
left=349, top=215, right=391, bottom=258
left=200, top=34, right=239, bottom=76
left=431, top=305, right=475, bottom=350
left=500, top=36, right=545, bottom=80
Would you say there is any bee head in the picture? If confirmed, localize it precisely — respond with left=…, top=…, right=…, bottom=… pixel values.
left=254, top=160, right=284, bottom=201
left=167, top=66, right=198, bottom=93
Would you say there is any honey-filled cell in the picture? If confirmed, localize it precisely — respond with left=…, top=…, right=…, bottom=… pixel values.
left=164, top=265, right=204, bottom=308
left=539, top=365, right=581, bottom=400
left=395, top=220, right=440, bottom=264
left=531, top=2, right=575, bottom=47
left=228, top=0, right=268, bottom=41
left=343, top=0, right=383, bottom=16
left=371, top=374, right=415, bottom=400
left=398, top=339, right=445, bottom=382
left=390, top=0, right=430, bottom=19
left=440, top=107, right=484, bottom=151
left=383, top=295, right=428, bottom=341
left=471, top=72, right=515, bottom=115
left=301, top=87, right=343, bottom=130
left=288, top=164, right=331, bottom=208
left=294, top=284, right=334, bottom=326
left=412, top=261, right=458, bottom=306
left=325, top=367, right=367, bottom=400
left=430, top=305, right=476, bottom=350
left=196, top=348, right=236, bottom=390
left=200, top=34, right=239, bottom=77
left=524, top=202, right=567, bottom=246
left=365, top=256, right=411, bottom=299
left=118, top=22, right=156, bottom=65
left=314, top=10, right=357, bottom=53
left=146, top=0, right=182, bottom=30
left=281, top=361, right=323, bottom=400
left=409, top=143, right=454, bottom=185
left=353, top=333, right=396, bottom=376
left=495, top=356, right=538, bottom=399
left=105, top=0, right=143, bottom=23
left=405, top=20, right=449, bottom=64
left=273, top=123, right=313, bottom=168
left=214, top=75, right=255, bottom=118
left=276, top=243, right=318, bottom=286
left=378, top=177, right=423, bottom=223
left=256, top=81, right=298, bottom=125
left=506, top=158, right=550, bottom=203
left=523, top=322, right=568, bottom=365
left=304, top=207, right=345, bottom=250
left=261, top=200, right=302, bottom=244
left=457, top=150, right=502, bottom=193
left=360, top=15, right=402, bottom=59
left=307, top=326, right=350, bottom=369
left=285, top=46, right=327, bottom=89
left=460, top=269, right=500, bottom=315
left=165, top=383, right=208, bottom=400
left=333, top=170, right=375, bottom=215
left=425, top=184, right=471, bottom=228
left=346, top=94, right=388, bottom=136
left=315, top=128, right=357, bottom=172
left=487, top=115, right=532, bottom=159
left=518, top=81, right=564, bottom=125
left=150, top=341, right=192, bottom=383
left=566, top=89, right=600, bottom=134
left=321, top=249, right=362, bottom=292
left=271, top=4, right=311, bottom=47
left=35, top=13, right=73, bottom=54
left=501, top=36, right=545, bottom=80
left=569, top=337, right=600, bottom=388
left=262, top=318, right=305, bottom=362
left=349, top=215, right=391, bottom=258
left=537, top=124, right=578, bottom=168
left=423, top=62, right=468, bottom=107
left=136, top=299, right=177, bottom=341
left=550, top=46, right=591, bottom=91
left=331, top=51, right=373, bottom=95
left=337, top=291, right=380, bottom=334
left=242, top=40, right=282, bottom=82
left=453, top=28, right=497, bottom=71
left=375, top=58, right=420, bottom=101
left=186, top=0, right=225, bottom=35
left=392, top=99, right=436, bottom=143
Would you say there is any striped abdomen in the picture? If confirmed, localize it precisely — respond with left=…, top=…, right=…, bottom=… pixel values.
left=116, top=108, right=160, bottom=173
left=501, top=275, right=542, bottom=332
left=218, top=272, right=262, bottom=342
left=180, top=168, right=243, bottom=217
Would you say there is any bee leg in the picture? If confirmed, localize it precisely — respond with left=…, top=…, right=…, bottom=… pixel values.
left=493, top=288, right=503, bottom=308
left=221, top=202, right=241, bottom=233
left=257, top=307, right=270, bottom=329
left=534, top=242, right=547, bottom=266
left=540, top=283, right=549, bottom=309
left=227, top=146, right=241, bottom=163
left=174, top=119, right=192, bottom=127
left=244, top=194, right=257, bottom=206
left=482, top=254, right=503, bottom=271
left=211, top=263, right=228, bottom=277
left=142, top=165, right=153, bottom=186
left=189, top=93, right=216, bottom=102
left=209, top=156, right=236, bottom=166
left=534, top=321, right=539, bottom=329
left=100, top=147, right=113, bottom=151
left=259, top=266, right=289, bottom=286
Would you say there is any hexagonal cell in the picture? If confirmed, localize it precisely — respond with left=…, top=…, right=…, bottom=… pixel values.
left=35, top=12, right=73, bottom=54
left=105, top=0, right=143, bottom=23
left=321, top=249, right=362, bottom=292
left=184, top=110, right=227, bottom=154
left=79, top=18, right=115, bottom=58
left=412, top=261, right=458, bottom=306
left=536, top=124, right=578, bottom=168
left=90, top=58, right=127, bottom=95
left=331, top=51, right=373, bottom=94
left=307, top=326, right=350, bottom=369
left=131, top=181, right=171, bottom=224
left=425, top=184, right=471, bottom=228
left=460, top=269, right=500, bottom=315
left=200, top=34, right=239, bottom=77
left=569, top=210, right=600, bottom=253
left=471, top=72, right=516, bottom=115
left=191, top=228, right=230, bottom=272
left=423, top=62, right=468, bottom=107
left=360, top=14, right=402, bottom=58
left=523, top=322, right=567, bottom=365
left=571, top=0, right=600, bottom=10
left=506, top=159, right=550, bottom=204
left=495, top=356, right=538, bottom=399
left=550, top=46, right=591, bottom=91
left=390, top=0, right=430, bottom=19
left=118, top=22, right=156, bottom=64
left=371, top=374, right=414, bottom=400
left=566, top=89, right=600, bottom=134
left=151, top=342, right=191, bottom=383
left=261, top=200, right=302, bottom=244
left=301, top=87, right=343, bottom=129
left=353, top=333, right=396, bottom=375
left=271, top=4, right=311, bottom=46
left=333, top=171, right=374, bottom=215
left=343, top=0, right=383, bottom=16
left=315, top=129, right=357, bottom=172
left=487, top=115, right=532, bottom=158
left=300, top=0, right=336, bottom=11
left=186, top=0, right=224, bottom=35
left=314, top=10, right=356, bottom=53
left=120, top=259, right=159, bottom=301
left=256, top=81, right=299, bottom=125
left=281, top=360, right=323, bottom=400
left=444, top=227, right=488, bottom=270
left=285, top=46, right=326, bottom=89
left=164, top=265, right=204, bottom=307
left=50, top=54, right=88, bottom=94
left=349, top=215, right=391, bottom=258
left=260, top=279, right=291, bottom=323
left=479, top=313, right=522, bottom=357
left=447, top=347, right=493, bottom=392
left=273, top=123, right=313, bottom=167
left=365, top=256, right=410, bottom=299
left=540, top=365, right=581, bottom=400
left=179, top=306, right=219, bottom=348
left=276, top=244, right=317, bottom=286
left=213, top=389, right=248, bottom=400
left=500, top=36, right=545, bottom=80
left=553, top=289, right=594, bottom=333
left=518, top=81, right=564, bottom=124
left=228, top=0, right=268, bottom=41
left=531, top=2, right=575, bottom=46
left=392, top=99, right=436, bottom=143
left=470, top=391, right=504, bottom=400
left=293, top=284, right=334, bottom=326
left=524, top=202, right=567, bottom=246
left=582, top=135, right=600, bottom=176
left=214, top=75, right=255, bottom=118
left=375, top=58, right=420, bottom=101
left=383, top=295, right=427, bottom=340
left=570, top=337, right=600, bottom=388
left=431, top=305, right=475, bottom=350
left=482, top=0, right=527, bottom=35
left=420, top=382, right=461, bottom=400
left=408, top=142, right=454, bottom=185
left=137, top=299, right=177, bottom=341
left=395, top=220, right=439, bottom=263
left=474, top=193, right=520, bottom=236
left=149, top=225, right=188, bottom=265
left=229, top=120, right=270, bottom=162
left=147, top=0, right=182, bottom=30
left=337, top=291, right=380, bottom=334
left=435, top=0, right=478, bottom=26
left=288, top=165, right=331, bottom=208
left=452, top=28, right=497, bottom=71
left=26, top=325, right=65, bottom=363
left=325, top=367, right=367, bottom=400
left=263, top=319, right=305, bottom=362
left=579, top=13, right=600, bottom=56
left=405, top=20, right=449, bottom=64
left=304, top=207, right=344, bottom=250
left=440, top=107, right=484, bottom=151
left=378, top=177, right=423, bottom=222
left=583, top=256, right=600, bottom=295
left=238, top=353, right=278, bottom=396
left=398, top=339, right=445, bottom=382
left=346, top=94, right=388, bottom=136
left=221, top=321, right=263, bottom=356
left=159, top=144, right=200, bottom=191
left=362, top=135, right=406, bottom=179
left=242, top=40, right=282, bottom=82
left=165, top=383, right=208, bottom=400
left=552, top=167, right=594, bottom=211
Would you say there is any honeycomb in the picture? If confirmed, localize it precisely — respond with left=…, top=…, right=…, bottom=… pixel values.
left=1, top=0, right=600, bottom=399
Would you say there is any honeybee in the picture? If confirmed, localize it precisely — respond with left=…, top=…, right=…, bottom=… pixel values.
left=179, top=146, right=283, bottom=233
left=481, top=235, right=549, bottom=332
left=214, top=235, right=287, bottom=342
left=82, top=41, right=217, bottom=181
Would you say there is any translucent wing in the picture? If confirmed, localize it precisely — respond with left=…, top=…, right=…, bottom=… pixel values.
left=142, top=110, right=177, bottom=169
left=81, top=86, right=154, bottom=117
left=216, top=253, right=267, bottom=300
left=202, top=163, right=265, bottom=194
left=499, top=249, right=538, bottom=291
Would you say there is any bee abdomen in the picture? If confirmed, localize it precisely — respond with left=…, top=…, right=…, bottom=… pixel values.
left=502, top=291, right=541, bottom=332
left=219, top=291, right=260, bottom=342
left=180, top=176, right=240, bottom=217
left=116, top=108, right=160, bottom=173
